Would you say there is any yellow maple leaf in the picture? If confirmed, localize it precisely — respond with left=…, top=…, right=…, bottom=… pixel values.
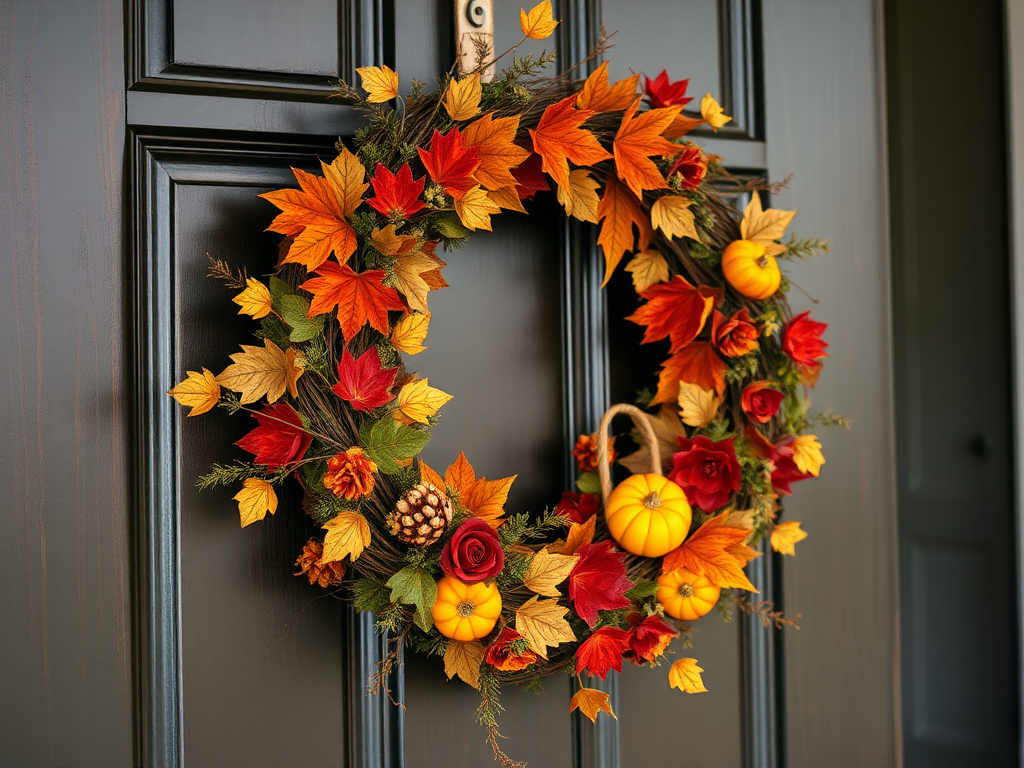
left=323, top=146, right=369, bottom=217
left=791, top=435, right=825, bottom=476
left=356, top=65, right=399, bottom=103
left=576, top=61, right=639, bottom=113
left=167, top=368, right=221, bottom=416
left=216, top=339, right=304, bottom=405
left=740, top=192, right=796, bottom=257
left=520, top=0, right=559, bottom=39
left=321, top=511, right=371, bottom=564
left=488, top=185, right=527, bottom=213
left=394, top=378, right=453, bottom=424
left=700, top=93, right=732, bottom=131
left=443, top=639, right=484, bottom=690
left=668, top=658, right=708, bottom=694
left=570, top=688, right=616, bottom=722
left=454, top=185, right=501, bottom=231
left=556, top=169, right=600, bottom=223
left=443, top=74, right=481, bottom=121
left=232, top=478, right=278, bottom=528
left=624, top=250, right=669, bottom=293
left=391, top=312, right=430, bottom=355
left=232, top=278, right=273, bottom=319
left=392, top=252, right=439, bottom=313
left=651, top=195, right=699, bottom=241
left=770, top=520, right=808, bottom=556
left=677, top=380, right=721, bottom=428
left=523, top=547, right=579, bottom=597
left=515, top=595, right=575, bottom=659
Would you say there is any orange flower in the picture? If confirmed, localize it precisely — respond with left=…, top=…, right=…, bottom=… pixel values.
left=712, top=308, right=760, bottom=358
left=324, top=447, right=378, bottom=500
left=485, top=627, right=538, bottom=672
left=294, top=540, right=346, bottom=587
left=572, top=433, right=617, bottom=473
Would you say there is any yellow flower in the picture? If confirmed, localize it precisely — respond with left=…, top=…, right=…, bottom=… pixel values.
left=791, top=434, right=825, bottom=477
left=700, top=93, right=732, bottom=132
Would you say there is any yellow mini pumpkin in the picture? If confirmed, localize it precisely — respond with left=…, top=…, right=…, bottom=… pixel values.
left=656, top=567, right=721, bottom=621
left=431, top=576, right=502, bottom=641
left=604, top=473, right=692, bottom=557
left=721, top=239, right=781, bottom=300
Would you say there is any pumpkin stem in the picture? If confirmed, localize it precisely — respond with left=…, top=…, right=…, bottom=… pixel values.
left=756, top=255, right=769, bottom=268
left=457, top=600, right=475, bottom=618
left=642, top=491, right=662, bottom=510
left=678, top=583, right=694, bottom=599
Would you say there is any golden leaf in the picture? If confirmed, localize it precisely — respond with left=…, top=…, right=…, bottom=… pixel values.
left=322, top=146, right=369, bottom=217
left=442, top=452, right=517, bottom=527
left=443, top=639, right=485, bottom=690
left=454, top=185, right=501, bottom=231
left=723, top=507, right=756, bottom=531
left=523, top=547, right=580, bottom=597
left=167, top=368, right=221, bottom=416
left=791, top=435, right=825, bottom=477
left=668, top=658, right=708, bottom=694
left=651, top=195, right=699, bottom=241
left=677, top=380, right=721, bottom=428
left=597, top=176, right=653, bottom=286
left=356, top=65, right=399, bottom=103
left=570, top=688, right=616, bottom=722
left=216, top=339, right=304, bottom=405
left=739, top=191, right=795, bottom=249
left=443, top=74, right=482, bottom=121
left=662, top=513, right=758, bottom=592
left=515, top=595, right=575, bottom=659
left=770, top=520, right=808, bottom=557
left=618, top=404, right=685, bottom=474
left=232, top=478, right=278, bottom=528
left=391, top=312, right=430, bottom=355
left=520, top=0, right=559, bottom=39
left=613, top=99, right=683, bottom=198
left=370, top=225, right=418, bottom=258
left=488, top=185, right=527, bottom=213
left=394, top=378, right=453, bottom=424
left=321, top=511, right=371, bottom=564
left=556, top=169, right=600, bottom=223
left=232, top=278, right=273, bottom=319
left=700, top=93, right=732, bottom=131
left=463, top=113, right=531, bottom=191
left=576, top=61, right=639, bottom=113
left=552, top=515, right=596, bottom=556
left=392, top=252, right=439, bottom=313
left=624, top=250, right=669, bottom=293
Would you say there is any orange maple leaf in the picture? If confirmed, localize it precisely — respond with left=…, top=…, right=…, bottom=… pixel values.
left=463, top=113, right=532, bottom=191
left=626, top=276, right=722, bottom=353
left=652, top=341, right=728, bottom=405
left=576, top=62, right=639, bottom=113
left=529, top=95, right=612, bottom=192
left=597, top=176, right=653, bottom=286
left=662, top=513, right=758, bottom=592
left=300, top=263, right=406, bottom=340
left=442, top=451, right=517, bottom=527
left=613, top=99, right=684, bottom=199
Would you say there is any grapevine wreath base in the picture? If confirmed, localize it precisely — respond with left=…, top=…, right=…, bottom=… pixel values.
left=168, top=4, right=841, bottom=765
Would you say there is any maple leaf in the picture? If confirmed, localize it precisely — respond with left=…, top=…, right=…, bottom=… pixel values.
left=597, top=176, right=653, bottom=286
left=771, top=520, right=808, bottom=556
left=443, top=639, right=485, bottom=689
left=232, top=278, right=273, bottom=319
left=443, top=74, right=482, bottom=121
left=418, top=128, right=481, bottom=200
left=370, top=224, right=419, bottom=257
left=487, top=186, right=526, bottom=213
left=529, top=95, right=612, bottom=192
left=627, top=275, right=720, bottom=353
left=570, top=688, right=616, bottom=722
left=419, top=459, right=445, bottom=489
left=524, top=547, right=579, bottom=597
left=217, top=338, right=303, bottom=405
left=300, top=263, right=405, bottom=340
left=520, top=0, right=559, bottom=39
left=454, top=185, right=501, bottom=231
left=662, top=513, right=758, bottom=591
left=356, top=65, right=399, bottom=102
left=366, top=163, right=426, bottom=221
left=323, top=145, right=370, bottom=215
left=576, top=62, right=639, bottom=113
left=515, top=595, right=575, bottom=658
left=552, top=515, right=596, bottom=556
left=321, top=510, right=371, bottom=564
left=331, top=346, right=398, bottom=411
left=668, top=658, right=708, bottom=693
left=569, top=541, right=634, bottom=627
left=443, top=452, right=517, bottom=527
left=556, top=169, right=600, bottom=223
left=677, top=380, right=722, bottom=428
left=576, top=626, right=629, bottom=680
left=394, top=378, right=453, bottom=424
left=740, top=191, right=796, bottom=257
left=613, top=99, right=683, bottom=199
left=512, top=153, right=550, bottom=200
left=391, top=312, right=430, bottom=354
left=651, top=195, right=699, bottom=241
left=392, top=251, right=441, bottom=313
left=644, top=70, right=693, bottom=109
left=653, top=342, right=728, bottom=404
left=232, top=478, right=278, bottom=528
left=618, top=404, right=685, bottom=475
left=462, top=113, right=532, bottom=191
left=624, top=250, right=669, bottom=293
left=168, top=368, right=221, bottom=416
left=700, top=93, right=732, bottom=131
left=235, top=403, right=312, bottom=469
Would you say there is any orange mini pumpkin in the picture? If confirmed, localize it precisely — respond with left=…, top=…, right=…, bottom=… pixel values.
left=431, top=576, right=502, bottom=641
left=721, top=239, right=781, bottom=300
left=604, top=474, right=692, bottom=557
left=656, top=567, right=721, bottom=621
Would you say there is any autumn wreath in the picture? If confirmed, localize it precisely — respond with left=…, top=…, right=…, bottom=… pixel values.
left=167, top=3, right=840, bottom=765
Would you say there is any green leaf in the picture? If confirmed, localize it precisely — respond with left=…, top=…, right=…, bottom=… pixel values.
left=360, top=417, right=431, bottom=474
left=386, top=565, right=437, bottom=633
left=353, top=577, right=392, bottom=614
left=625, top=580, right=659, bottom=601
left=277, top=293, right=326, bottom=342
left=269, top=276, right=291, bottom=304
left=432, top=212, right=471, bottom=239
left=575, top=471, right=601, bottom=494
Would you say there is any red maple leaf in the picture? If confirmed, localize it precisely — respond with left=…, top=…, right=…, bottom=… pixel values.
left=417, top=128, right=481, bottom=200
left=300, top=263, right=406, bottom=340
left=366, top=163, right=426, bottom=220
left=512, top=153, right=550, bottom=200
left=643, top=69, right=693, bottom=109
left=331, top=346, right=398, bottom=411
left=576, top=626, right=629, bottom=679
left=627, top=276, right=723, bottom=353
left=568, top=540, right=634, bottom=627
left=624, top=614, right=677, bottom=664
left=235, top=403, right=312, bottom=470
left=652, top=341, right=729, bottom=404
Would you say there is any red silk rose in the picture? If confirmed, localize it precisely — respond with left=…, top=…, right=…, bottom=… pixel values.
left=576, top=626, right=629, bottom=679
left=555, top=491, right=600, bottom=523
left=667, top=145, right=707, bottom=190
left=643, top=69, right=693, bottom=109
left=712, top=308, right=760, bottom=358
left=741, top=381, right=785, bottom=424
left=625, top=614, right=677, bottom=664
left=782, top=311, right=829, bottom=367
left=440, top=518, right=504, bottom=584
left=669, top=435, right=742, bottom=511
left=485, top=627, right=537, bottom=672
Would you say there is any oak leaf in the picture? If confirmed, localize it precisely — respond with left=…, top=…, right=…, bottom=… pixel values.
left=454, top=185, right=501, bottom=231
left=529, top=95, right=612, bottom=192
left=443, top=452, right=517, bottom=526
left=217, top=338, right=303, bottom=405
left=524, top=547, right=579, bottom=597
left=418, top=128, right=480, bottom=200
left=321, top=511, right=371, bottom=564
left=626, top=275, right=720, bottom=353
left=576, top=62, right=639, bottom=113
left=700, top=92, right=732, bottom=131
left=356, top=65, right=399, bottom=102
left=443, top=74, right=481, bottom=121
left=570, top=688, right=616, bottom=722
left=597, top=176, right=653, bottom=286
left=677, top=380, right=722, bottom=428
left=662, top=513, right=758, bottom=591
left=300, top=263, right=405, bottom=340
left=520, top=0, right=559, bottom=39
left=232, top=478, right=278, bottom=528
left=515, top=595, right=575, bottom=658
left=624, top=250, right=669, bottom=293
left=167, top=368, right=221, bottom=416
left=233, top=278, right=273, bottom=319
left=443, top=639, right=485, bottom=689
left=653, top=342, right=728, bottom=405
left=394, top=378, right=453, bottom=424
left=771, top=520, right=808, bottom=556
left=740, top=192, right=795, bottom=257
left=556, top=169, right=600, bottom=223
left=391, top=312, right=430, bottom=354
left=668, top=658, right=708, bottom=693
left=613, top=99, right=683, bottom=199
left=463, top=114, right=532, bottom=191
left=651, top=195, right=699, bottom=241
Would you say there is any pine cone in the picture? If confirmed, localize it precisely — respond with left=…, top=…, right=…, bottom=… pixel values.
left=295, top=540, right=346, bottom=588
left=387, top=482, right=453, bottom=546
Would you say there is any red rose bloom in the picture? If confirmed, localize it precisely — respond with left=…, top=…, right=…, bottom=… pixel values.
left=576, top=626, right=629, bottom=679
left=741, top=382, right=785, bottom=425
left=485, top=627, right=537, bottom=672
left=624, top=614, right=677, bottom=665
left=782, top=311, right=829, bottom=367
left=669, top=435, right=742, bottom=511
left=667, top=145, right=707, bottom=190
left=555, top=492, right=600, bottom=523
left=441, top=518, right=505, bottom=584
left=712, top=308, right=760, bottom=358
left=643, top=69, right=693, bottom=109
